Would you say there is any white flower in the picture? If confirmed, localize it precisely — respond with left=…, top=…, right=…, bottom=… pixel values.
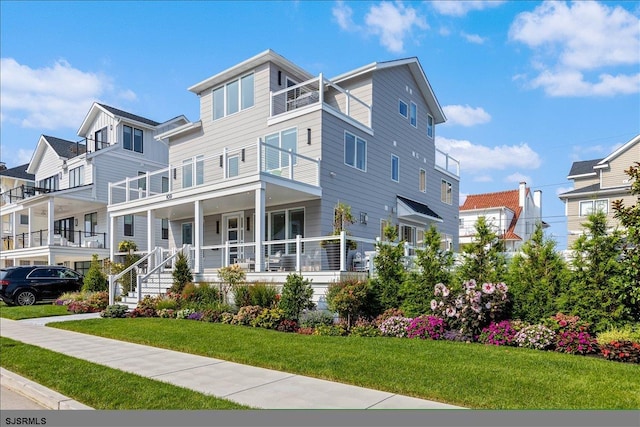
left=482, top=282, right=495, bottom=294
left=430, top=299, right=438, bottom=311
left=446, top=307, right=457, bottom=317
left=442, top=286, right=450, bottom=297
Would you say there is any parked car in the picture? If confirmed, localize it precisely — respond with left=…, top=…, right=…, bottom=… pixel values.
left=0, top=266, right=83, bottom=306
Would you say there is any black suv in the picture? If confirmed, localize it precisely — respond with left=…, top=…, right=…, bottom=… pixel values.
left=0, top=266, right=83, bottom=306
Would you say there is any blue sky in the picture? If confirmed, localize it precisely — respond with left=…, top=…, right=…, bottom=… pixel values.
left=1, top=1, right=639, bottom=250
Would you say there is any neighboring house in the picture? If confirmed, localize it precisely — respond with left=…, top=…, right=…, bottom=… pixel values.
left=107, top=49, right=460, bottom=289
left=1, top=163, right=36, bottom=247
left=459, top=182, right=544, bottom=252
left=0, top=103, right=188, bottom=273
left=558, top=134, right=639, bottom=247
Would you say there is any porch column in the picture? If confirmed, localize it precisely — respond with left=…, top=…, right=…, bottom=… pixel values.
left=147, top=209, right=156, bottom=271
left=47, top=198, right=54, bottom=264
left=27, top=207, right=32, bottom=247
left=254, top=185, right=265, bottom=272
left=109, top=214, right=115, bottom=262
left=194, top=200, right=203, bottom=274
left=11, top=212, right=17, bottom=250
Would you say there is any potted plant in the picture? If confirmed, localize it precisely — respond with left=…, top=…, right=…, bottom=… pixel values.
left=322, top=202, right=357, bottom=270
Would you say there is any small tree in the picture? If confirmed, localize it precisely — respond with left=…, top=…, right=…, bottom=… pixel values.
left=217, top=264, right=246, bottom=305
left=370, top=224, right=405, bottom=313
left=82, top=254, right=107, bottom=292
left=279, top=273, right=315, bottom=321
left=325, top=278, right=368, bottom=329
left=117, top=240, right=139, bottom=295
left=171, top=251, right=193, bottom=294
left=456, top=216, right=507, bottom=284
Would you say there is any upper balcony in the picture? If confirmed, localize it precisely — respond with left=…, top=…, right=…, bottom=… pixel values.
left=1, top=185, right=53, bottom=206
left=435, top=148, right=460, bottom=178
left=270, top=74, right=372, bottom=130
left=109, top=140, right=321, bottom=206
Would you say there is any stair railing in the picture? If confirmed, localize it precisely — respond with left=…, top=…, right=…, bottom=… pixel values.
left=137, top=244, right=191, bottom=300
left=108, top=248, right=158, bottom=306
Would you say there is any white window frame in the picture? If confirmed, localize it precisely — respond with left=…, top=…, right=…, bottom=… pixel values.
left=419, top=168, right=426, bottom=193
left=427, top=114, right=434, bottom=138
left=265, top=127, right=297, bottom=171
left=399, top=99, right=408, bottom=118
left=344, top=131, right=367, bottom=172
left=264, top=207, right=305, bottom=255
left=391, top=155, right=400, bottom=182
left=410, top=102, right=417, bottom=127
left=441, top=179, right=452, bottom=205
left=212, top=72, right=255, bottom=120
left=69, top=165, right=84, bottom=188
left=579, top=199, right=608, bottom=216
left=123, top=125, right=143, bottom=153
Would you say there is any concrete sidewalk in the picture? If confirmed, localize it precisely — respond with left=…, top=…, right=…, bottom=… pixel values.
left=0, top=315, right=462, bottom=410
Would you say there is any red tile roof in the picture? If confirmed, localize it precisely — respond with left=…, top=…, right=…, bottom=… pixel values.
left=460, top=188, right=529, bottom=241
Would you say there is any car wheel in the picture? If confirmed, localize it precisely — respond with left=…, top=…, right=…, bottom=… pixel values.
left=15, top=291, right=36, bottom=306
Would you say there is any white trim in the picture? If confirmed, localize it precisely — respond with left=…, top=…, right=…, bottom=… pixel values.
left=343, top=130, right=367, bottom=172
left=597, top=134, right=640, bottom=165
left=398, top=99, right=408, bottom=119
left=154, top=121, right=202, bottom=141
left=391, top=154, right=400, bottom=182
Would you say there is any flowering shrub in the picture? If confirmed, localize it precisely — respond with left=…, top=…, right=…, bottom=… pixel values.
left=374, top=308, right=405, bottom=326
left=378, top=316, right=413, bottom=338
left=514, top=324, right=556, bottom=350
left=443, top=329, right=474, bottom=342
left=67, top=300, right=94, bottom=313
left=231, top=305, right=263, bottom=326
left=276, top=319, right=299, bottom=333
left=407, top=316, right=445, bottom=340
left=555, top=330, right=598, bottom=355
left=251, top=308, right=285, bottom=329
left=599, top=341, right=640, bottom=363
left=127, top=307, right=156, bottom=318
left=547, top=313, right=591, bottom=333
left=157, top=308, right=176, bottom=318
left=431, top=280, right=509, bottom=339
left=100, top=304, right=129, bottom=318
left=297, top=327, right=315, bottom=335
left=187, top=311, right=204, bottom=321
left=221, top=312, right=234, bottom=324
left=176, top=308, right=196, bottom=319
left=313, top=324, right=348, bottom=336
left=350, top=318, right=381, bottom=337
left=478, top=320, right=518, bottom=346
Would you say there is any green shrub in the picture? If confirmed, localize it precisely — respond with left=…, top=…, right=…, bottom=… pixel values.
left=350, top=319, right=380, bottom=337
left=157, top=308, right=176, bottom=318
left=101, top=304, right=129, bottom=318
left=279, top=273, right=315, bottom=321
left=597, top=325, right=640, bottom=344
left=299, top=310, right=335, bottom=328
left=313, top=324, right=348, bottom=336
left=154, top=295, right=180, bottom=311
left=326, top=279, right=368, bottom=328
left=199, top=302, right=234, bottom=323
left=599, top=341, right=640, bottom=363
left=181, top=283, right=221, bottom=309
left=82, top=254, right=108, bottom=292
left=175, top=308, right=196, bottom=319
left=231, top=305, right=264, bottom=326
left=171, top=252, right=193, bottom=294
left=249, top=282, right=279, bottom=308
left=251, top=308, right=285, bottom=329
left=232, top=285, right=252, bottom=308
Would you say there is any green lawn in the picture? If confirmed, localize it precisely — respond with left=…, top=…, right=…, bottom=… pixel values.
left=52, top=318, right=640, bottom=409
left=0, top=301, right=71, bottom=320
left=0, top=337, right=249, bottom=409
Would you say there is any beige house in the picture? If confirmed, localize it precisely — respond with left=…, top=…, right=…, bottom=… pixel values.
left=558, top=134, right=639, bottom=246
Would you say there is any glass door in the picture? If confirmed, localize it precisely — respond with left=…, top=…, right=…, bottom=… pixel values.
left=223, top=212, right=244, bottom=265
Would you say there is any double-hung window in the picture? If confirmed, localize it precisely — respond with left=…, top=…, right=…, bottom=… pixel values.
left=399, top=100, right=408, bottom=118
left=419, top=169, right=426, bottom=192
left=410, top=102, right=417, bottom=127
left=161, top=219, right=169, bottom=240
left=123, top=125, right=143, bottom=153
left=69, top=166, right=84, bottom=188
left=391, top=155, right=399, bottom=182
left=441, top=179, right=452, bottom=204
left=213, top=73, right=254, bottom=120
left=265, top=128, right=297, bottom=171
left=579, top=199, right=608, bottom=216
left=427, top=114, right=434, bottom=138
left=344, top=131, right=366, bottom=171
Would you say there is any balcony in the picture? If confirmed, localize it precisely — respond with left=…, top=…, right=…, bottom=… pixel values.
left=2, top=230, right=107, bottom=250
left=270, top=75, right=372, bottom=129
left=435, top=148, right=460, bottom=178
left=109, top=140, right=321, bottom=205
left=1, top=185, right=52, bottom=205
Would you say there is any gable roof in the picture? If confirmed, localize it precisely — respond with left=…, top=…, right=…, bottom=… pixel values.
left=77, top=102, right=160, bottom=135
left=98, top=104, right=160, bottom=127
left=460, top=188, right=528, bottom=242
left=26, top=135, right=86, bottom=174
left=567, top=159, right=601, bottom=178
left=331, top=57, right=446, bottom=124
left=0, top=163, right=34, bottom=181
left=597, top=133, right=640, bottom=166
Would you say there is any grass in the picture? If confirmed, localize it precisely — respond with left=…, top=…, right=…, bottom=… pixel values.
left=52, top=318, right=640, bottom=409
left=0, top=301, right=71, bottom=320
left=0, top=336, right=249, bottom=409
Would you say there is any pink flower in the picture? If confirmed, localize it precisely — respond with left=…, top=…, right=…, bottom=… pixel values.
left=446, top=307, right=457, bottom=317
left=430, top=299, right=438, bottom=311
left=482, top=283, right=495, bottom=294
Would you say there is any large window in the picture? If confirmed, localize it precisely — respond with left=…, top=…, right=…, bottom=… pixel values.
left=344, top=131, right=366, bottom=171
left=399, top=100, right=408, bottom=118
left=265, top=208, right=305, bottom=254
left=94, top=127, right=108, bottom=150
left=182, top=156, right=204, bottom=188
left=124, top=215, right=134, bottom=237
left=213, top=73, right=254, bottom=120
left=39, top=175, right=59, bottom=191
left=69, top=166, right=84, bottom=188
left=410, top=102, right=417, bottom=127
left=54, top=217, right=74, bottom=242
left=123, top=125, right=143, bottom=153
left=84, top=212, right=97, bottom=236
left=579, top=199, right=608, bottom=216
left=427, top=114, right=434, bottom=138
left=441, top=179, right=452, bottom=204
left=391, top=155, right=399, bottom=182
left=265, top=127, right=297, bottom=171
left=419, top=169, right=426, bottom=192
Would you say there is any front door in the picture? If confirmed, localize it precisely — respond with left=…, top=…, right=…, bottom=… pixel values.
left=223, top=212, right=243, bottom=265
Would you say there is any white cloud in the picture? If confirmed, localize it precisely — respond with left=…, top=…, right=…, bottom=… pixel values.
left=332, top=1, right=358, bottom=31
left=504, top=172, right=532, bottom=185
left=473, top=175, right=493, bottom=183
left=442, top=104, right=491, bottom=127
left=0, top=58, right=136, bottom=129
left=364, top=2, right=428, bottom=53
left=17, top=149, right=34, bottom=165
left=431, top=1, right=505, bottom=17
left=436, top=136, right=542, bottom=173
left=461, top=32, right=486, bottom=44
left=509, top=1, right=640, bottom=97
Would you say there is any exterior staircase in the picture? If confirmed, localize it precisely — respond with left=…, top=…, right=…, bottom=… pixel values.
left=119, top=270, right=173, bottom=309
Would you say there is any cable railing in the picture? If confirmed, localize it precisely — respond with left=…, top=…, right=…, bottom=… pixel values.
left=1, top=230, right=107, bottom=250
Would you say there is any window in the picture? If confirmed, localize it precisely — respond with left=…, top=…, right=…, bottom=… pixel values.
left=265, top=208, right=305, bottom=254
left=39, top=175, right=59, bottom=191
left=391, top=155, right=399, bottom=182
left=427, top=114, right=434, bottom=138
left=54, top=217, right=74, bottom=242
left=123, top=125, right=143, bottom=153
left=419, top=169, right=426, bottom=192
left=195, top=155, right=204, bottom=185
left=162, top=176, right=169, bottom=193
left=19, top=214, right=29, bottom=225
left=441, top=179, right=452, bottom=204
left=228, top=155, right=239, bottom=178
left=137, top=171, right=146, bottom=191
left=161, top=219, right=169, bottom=240
left=69, top=166, right=84, bottom=188
left=399, top=100, right=408, bottom=118
left=124, top=215, right=134, bottom=237
left=410, top=102, right=417, bottom=127
left=265, top=127, right=297, bottom=171
left=94, top=127, right=108, bottom=150
left=400, top=224, right=416, bottom=246
left=344, top=131, right=367, bottom=171
left=212, top=73, right=254, bottom=120
left=85, top=212, right=97, bottom=236
left=182, top=156, right=203, bottom=188
left=182, top=223, right=193, bottom=245
left=579, top=199, right=608, bottom=216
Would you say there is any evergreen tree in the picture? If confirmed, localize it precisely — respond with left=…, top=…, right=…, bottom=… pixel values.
left=279, top=273, right=315, bottom=321
left=369, top=224, right=405, bottom=313
left=507, top=223, right=569, bottom=323
left=456, top=216, right=507, bottom=284
left=171, top=251, right=193, bottom=294
left=82, top=254, right=107, bottom=292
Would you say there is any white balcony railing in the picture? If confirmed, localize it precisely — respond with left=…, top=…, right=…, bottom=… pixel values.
left=270, top=74, right=372, bottom=129
left=435, top=148, right=460, bottom=177
left=109, top=140, right=321, bottom=205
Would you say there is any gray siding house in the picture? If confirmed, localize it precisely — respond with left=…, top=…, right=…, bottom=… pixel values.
left=108, top=50, right=460, bottom=289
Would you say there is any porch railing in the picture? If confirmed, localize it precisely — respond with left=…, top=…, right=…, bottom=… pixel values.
left=1, top=185, right=51, bottom=204
left=435, top=148, right=460, bottom=177
left=1, top=230, right=107, bottom=250
left=109, top=140, right=321, bottom=205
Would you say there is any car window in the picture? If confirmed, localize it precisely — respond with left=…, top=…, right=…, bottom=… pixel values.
left=28, top=268, right=58, bottom=278
left=0, top=270, right=7, bottom=280
left=60, top=269, right=79, bottom=279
